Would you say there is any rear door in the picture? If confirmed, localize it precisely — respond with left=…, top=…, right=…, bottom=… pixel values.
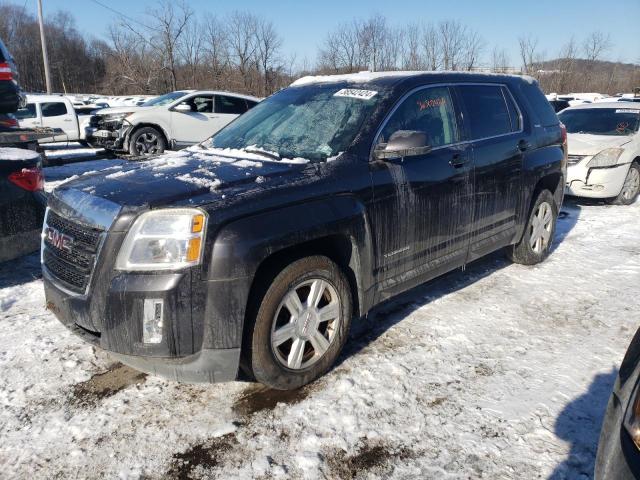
left=456, top=84, right=527, bottom=259
left=169, top=94, right=216, bottom=144
left=40, top=101, right=75, bottom=140
left=369, top=85, right=474, bottom=292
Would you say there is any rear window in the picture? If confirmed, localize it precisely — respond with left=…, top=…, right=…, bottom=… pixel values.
left=458, top=85, right=513, bottom=139
left=216, top=95, right=248, bottom=115
left=521, top=82, right=559, bottom=127
left=14, top=104, right=36, bottom=119
left=41, top=102, right=68, bottom=117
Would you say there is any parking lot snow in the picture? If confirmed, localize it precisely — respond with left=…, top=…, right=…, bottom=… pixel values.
left=0, top=197, right=638, bottom=479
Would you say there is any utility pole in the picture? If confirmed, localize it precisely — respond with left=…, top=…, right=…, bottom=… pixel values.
left=36, top=0, right=52, bottom=94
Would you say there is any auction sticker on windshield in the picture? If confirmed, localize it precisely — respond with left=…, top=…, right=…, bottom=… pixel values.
left=616, top=109, right=638, bottom=114
left=334, top=89, right=378, bottom=100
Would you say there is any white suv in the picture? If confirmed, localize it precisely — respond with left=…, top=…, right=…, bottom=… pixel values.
left=86, top=90, right=260, bottom=155
left=560, top=103, right=640, bottom=205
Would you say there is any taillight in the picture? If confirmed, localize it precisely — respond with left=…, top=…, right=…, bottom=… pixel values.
left=560, top=122, right=567, bottom=145
left=0, top=116, right=18, bottom=128
left=0, top=62, right=13, bottom=81
left=8, top=167, right=44, bottom=192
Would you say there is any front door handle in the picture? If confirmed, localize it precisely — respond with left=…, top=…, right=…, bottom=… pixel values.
left=449, top=154, right=467, bottom=168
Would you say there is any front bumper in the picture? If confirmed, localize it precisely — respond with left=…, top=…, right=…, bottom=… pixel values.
left=565, top=162, right=629, bottom=199
left=85, top=124, right=130, bottom=151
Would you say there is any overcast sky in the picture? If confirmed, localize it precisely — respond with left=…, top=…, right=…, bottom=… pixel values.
left=35, top=0, right=640, bottom=67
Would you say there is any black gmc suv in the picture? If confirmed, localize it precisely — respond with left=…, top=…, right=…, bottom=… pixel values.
left=42, top=72, right=566, bottom=390
left=0, top=37, right=24, bottom=114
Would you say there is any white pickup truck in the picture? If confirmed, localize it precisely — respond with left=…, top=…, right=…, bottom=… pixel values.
left=14, top=95, right=93, bottom=145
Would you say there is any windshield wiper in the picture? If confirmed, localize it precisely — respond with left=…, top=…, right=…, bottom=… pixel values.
left=242, top=147, right=281, bottom=161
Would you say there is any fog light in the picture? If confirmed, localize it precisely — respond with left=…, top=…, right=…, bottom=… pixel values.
left=143, top=299, right=163, bottom=344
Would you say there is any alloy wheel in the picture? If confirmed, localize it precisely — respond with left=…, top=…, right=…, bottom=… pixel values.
left=270, top=278, right=341, bottom=370
left=135, top=132, right=160, bottom=155
left=621, top=167, right=640, bottom=201
left=529, top=201, right=553, bottom=254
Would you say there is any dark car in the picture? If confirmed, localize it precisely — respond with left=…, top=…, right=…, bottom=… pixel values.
left=549, top=99, right=571, bottom=113
left=0, top=147, right=45, bottom=263
left=0, top=37, right=24, bottom=114
left=596, top=328, right=640, bottom=479
left=42, top=72, right=566, bottom=390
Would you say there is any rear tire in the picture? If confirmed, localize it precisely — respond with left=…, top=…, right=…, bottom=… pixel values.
left=128, top=126, right=166, bottom=156
left=609, top=163, right=640, bottom=206
left=245, top=256, right=352, bottom=390
left=506, top=189, right=558, bottom=265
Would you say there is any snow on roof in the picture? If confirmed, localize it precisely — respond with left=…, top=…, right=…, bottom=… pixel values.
left=291, top=71, right=424, bottom=87
left=565, top=102, right=640, bottom=110
left=290, top=70, right=537, bottom=87
left=0, top=148, right=41, bottom=161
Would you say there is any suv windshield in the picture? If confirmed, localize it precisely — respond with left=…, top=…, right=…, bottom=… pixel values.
left=204, top=85, right=382, bottom=161
left=559, top=108, right=640, bottom=136
left=142, top=91, right=188, bottom=107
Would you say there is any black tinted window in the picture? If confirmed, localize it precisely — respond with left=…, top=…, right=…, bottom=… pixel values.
left=522, top=82, right=558, bottom=126
left=41, top=102, right=68, bottom=117
left=459, top=85, right=511, bottom=139
left=246, top=100, right=259, bottom=109
left=216, top=95, right=248, bottom=115
left=14, top=104, right=36, bottom=119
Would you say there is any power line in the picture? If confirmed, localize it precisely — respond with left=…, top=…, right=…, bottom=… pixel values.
left=88, top=0, right=155, bottom=31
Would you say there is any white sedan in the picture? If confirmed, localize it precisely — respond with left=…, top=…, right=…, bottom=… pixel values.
left=559, top=102, right=640, bottom=205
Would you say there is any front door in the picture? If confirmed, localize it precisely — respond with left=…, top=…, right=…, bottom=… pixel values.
left=368, top=85, right=474, bottom=296
left=40, top=101, right=74, bottom=141
left=170, top=94, right=217, bottom=144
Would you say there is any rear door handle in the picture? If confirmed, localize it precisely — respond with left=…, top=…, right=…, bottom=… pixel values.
left=449, top=154, right=467, bottom=168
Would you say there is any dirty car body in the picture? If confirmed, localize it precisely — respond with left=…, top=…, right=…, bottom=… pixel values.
left=42, top=72, right=566, bottom=385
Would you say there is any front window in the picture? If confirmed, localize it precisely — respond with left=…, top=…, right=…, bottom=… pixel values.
left=204, top=85, right=382, bottom=162
left=378, top=86, right=459, bottom=148
left=142, top=91, right=188, bottom=107
left=559, top=108, right=640, bottom=136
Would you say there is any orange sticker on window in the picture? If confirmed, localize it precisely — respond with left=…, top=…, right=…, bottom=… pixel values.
left=417, top=97, right=446, bottom=111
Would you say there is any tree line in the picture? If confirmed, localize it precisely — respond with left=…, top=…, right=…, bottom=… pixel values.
left=0, top=0, right=638, bottom=97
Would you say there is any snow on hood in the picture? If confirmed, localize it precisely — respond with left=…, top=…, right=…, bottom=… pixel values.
left=567, top=133, right=632, bottom=156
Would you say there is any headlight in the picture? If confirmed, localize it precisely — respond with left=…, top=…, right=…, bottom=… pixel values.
left=587, top=148, right=624, bottom=168
left=104, top=112, right=133, bottom=123
left=624, top=384, right=640, bottom=450
left=116, top=208, right=207, bottom=271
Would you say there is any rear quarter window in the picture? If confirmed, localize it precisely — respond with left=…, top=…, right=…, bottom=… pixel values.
left=520, top=82, right=559, bottom=127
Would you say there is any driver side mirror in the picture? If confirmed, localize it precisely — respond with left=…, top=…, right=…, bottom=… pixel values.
left=173, top=103, right=192, bottom=113
left=374, top=130, right=431, bottom=160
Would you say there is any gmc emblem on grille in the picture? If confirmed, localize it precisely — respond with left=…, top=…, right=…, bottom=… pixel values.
left=45, top=226, right=74, bottom=253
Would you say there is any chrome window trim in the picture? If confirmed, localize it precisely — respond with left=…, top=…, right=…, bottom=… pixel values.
left=370, top=82, right=525, bottom=160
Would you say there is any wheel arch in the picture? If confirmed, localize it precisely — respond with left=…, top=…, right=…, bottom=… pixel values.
left=201, top=196, right=374, bottom=353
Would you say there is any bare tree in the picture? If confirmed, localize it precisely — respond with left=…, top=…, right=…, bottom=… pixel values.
left=227, top=11, right=259, bottom=91
left=422, top=23, right=441, bottom=70
left=518, top=34, right=539, bottom=74
left=255, top=18, right=283, bottom=96
left=491, top=46, right=510, bottom=73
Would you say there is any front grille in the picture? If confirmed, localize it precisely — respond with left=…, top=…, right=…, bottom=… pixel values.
left=568, top=155, right=586, bottom=166
left=89, top=115, right=121, bottom=131
left=43, top=210, right=104, bottom=294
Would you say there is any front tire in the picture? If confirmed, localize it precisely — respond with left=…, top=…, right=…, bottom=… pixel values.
left=507, top=189, right=558, bottom=265
left=128, top=126, right=166, bottom=156
left=609, top=163, right=640, bottom=206
left=246, top=256, right=352, bottom=390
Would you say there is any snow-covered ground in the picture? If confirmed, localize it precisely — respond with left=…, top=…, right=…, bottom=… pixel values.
left=0, top=181, right=638, bottom=478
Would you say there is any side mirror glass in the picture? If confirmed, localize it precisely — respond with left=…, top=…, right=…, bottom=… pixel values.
left=374, top=130, right=431, bottom=160
left=173, top=103, right=192, bottom=113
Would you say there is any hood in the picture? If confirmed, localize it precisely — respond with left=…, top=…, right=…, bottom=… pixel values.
left=57, top=148, right=311, bottom=208
left=96, top=106, right=154, bottom=116
left=567, top=133, right=632, bottom=156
